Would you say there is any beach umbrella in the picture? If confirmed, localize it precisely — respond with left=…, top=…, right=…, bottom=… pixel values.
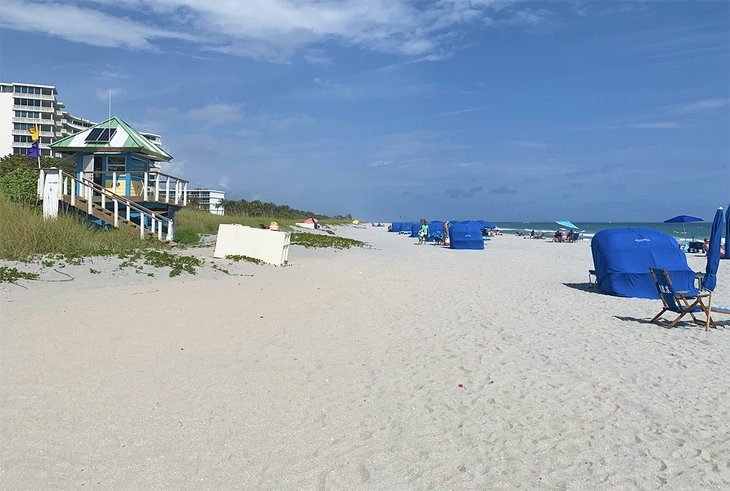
left=664, top=215, right=703, bottom=234
left=724, top=206, right=730, bottom=259
left=702, top=207, right=724, bottom=291
left=555, top=220, right=578, bottom=230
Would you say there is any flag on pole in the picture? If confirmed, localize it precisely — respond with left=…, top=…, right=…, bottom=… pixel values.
left=27, top=141, right=40, bottom=157
left=28, top=124, right=39, bottom=142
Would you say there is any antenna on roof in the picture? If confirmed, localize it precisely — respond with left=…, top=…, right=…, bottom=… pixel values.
left=107, top=89, right=112, bottom=146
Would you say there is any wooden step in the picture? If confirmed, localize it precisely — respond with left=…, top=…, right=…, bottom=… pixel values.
left=61, top=195, right=159, bottom=239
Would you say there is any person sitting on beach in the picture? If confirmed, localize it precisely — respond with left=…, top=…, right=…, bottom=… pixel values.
left=553, top=230, right=561, bottom=242
left=703, top=238, right=710, bottom=254
left=567, top=230, right=574, bottom=242
left=530, top=229, right=535, bottom=238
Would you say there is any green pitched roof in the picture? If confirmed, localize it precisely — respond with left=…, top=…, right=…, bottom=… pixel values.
left=50, top=117, right=172, bottom=161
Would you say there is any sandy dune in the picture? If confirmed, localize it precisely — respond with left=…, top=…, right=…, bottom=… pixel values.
left=2, top=227, right=729, bottom=489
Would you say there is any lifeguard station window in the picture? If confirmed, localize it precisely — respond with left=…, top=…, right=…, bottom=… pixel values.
left=107, top=156, right=125, bottom=172
left=85, top=127, right=117, bottom=143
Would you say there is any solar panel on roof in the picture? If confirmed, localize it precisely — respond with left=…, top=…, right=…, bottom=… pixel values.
left=85, top=127, right=116, bottom=143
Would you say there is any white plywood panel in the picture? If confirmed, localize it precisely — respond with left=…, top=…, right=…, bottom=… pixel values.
left=213, top=224, right=291, bottom=266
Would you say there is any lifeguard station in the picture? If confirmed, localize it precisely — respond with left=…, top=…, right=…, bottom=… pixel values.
left=37, top=117, right=188, bottom=241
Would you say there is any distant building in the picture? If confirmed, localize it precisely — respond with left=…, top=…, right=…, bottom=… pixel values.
left=0, top=82, right=162, bottom=158
left=187, top=189, right=226, bottom=215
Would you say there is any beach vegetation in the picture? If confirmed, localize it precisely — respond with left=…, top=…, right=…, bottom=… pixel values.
left=0, top=169, right=38, bottom=205
left=118, top=250, right=202, bottom=277
left=0, top=266, right=39, bottom=283
left=226, top=254, right=265, bottom=265
left=174, top=208, right=349, bottom=239
left=0, top=193, right=162, bottom=260
left=291, top=232, right=365, bottom=249
left=219, top=198, right=327, bottom=219
left=0, top=153, right=74, bottom=177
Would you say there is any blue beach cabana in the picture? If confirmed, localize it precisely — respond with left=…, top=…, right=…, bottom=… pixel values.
left=428, top=221, right=445, bottom=241
left=449, top=221, right=484, bottom=250
left=591, top=228, right=695, bottom=299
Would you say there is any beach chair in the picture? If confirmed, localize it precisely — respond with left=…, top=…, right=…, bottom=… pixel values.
left=648, top=267, right=715, bottom=331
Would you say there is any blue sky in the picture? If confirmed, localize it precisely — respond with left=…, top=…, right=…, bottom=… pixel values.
left=1, top=0, right=728, bottom=221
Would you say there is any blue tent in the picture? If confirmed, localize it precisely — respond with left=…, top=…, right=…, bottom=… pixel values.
left=591, top=228, right=695, bottom=299
left=390, top=222, right=402, bottom=232
left=410, top=223, right=421, bottom=238
left=702, top=207, right=724, bottom=291
left=429, top=221, right=444, bottom=241
left=449, top=221, right=484, bottom=250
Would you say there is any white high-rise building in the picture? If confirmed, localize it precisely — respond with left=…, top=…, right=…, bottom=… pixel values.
left=0, top=82, right=162, bottom=158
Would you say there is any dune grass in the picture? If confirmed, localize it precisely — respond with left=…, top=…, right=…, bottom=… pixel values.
left=0, top=194, right=163, bottom=260
left=174, top=208, right=351, bottom=244
left=0, top=196, right=362, bottom=261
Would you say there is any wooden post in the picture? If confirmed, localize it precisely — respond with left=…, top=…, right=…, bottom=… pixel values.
left=174, top=181, right=179, bottom=205
left=70, top=177, right=76, bottom=206
left=165, top=178, right=170, bottom=204
left=167, top=220, right=173, bottom=241
left=140, top=214, right=145, bottom=239
left=37, top=169, right=45, bottom=200
left=183, top=182, right=188, bottom=206
left=158, top=221, right=163, bottom=241
left=155, top=175, right=159, bottom=202
left=126, top=203, right=131, bottom=221
left=113, top=199, right=119, bottom=227
left=144, top=172, right=149, bottom=200
left=112, top=172, right=117, bottom=195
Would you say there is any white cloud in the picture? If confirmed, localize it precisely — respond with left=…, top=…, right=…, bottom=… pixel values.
left=512, top=140, right=548, bottom=148
left=218, top=175, right=231, bottom=189
left=669, top=98, right=730, bottom=113
left=440, top=105, right=491, bottom=116
left=629, top=121, right=687, bottom=129
left=303, top=49, right=332, bottom=65
left=94, top=87, right=124, bottom=101
left=185, top=103, right=243, bottom=127
left=1, top=1, right=195, bottom=50
left=1, top=0, right=547, bottom=62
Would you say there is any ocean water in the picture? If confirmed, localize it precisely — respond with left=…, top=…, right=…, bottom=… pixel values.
left=494, top=222, right=714, bottom=242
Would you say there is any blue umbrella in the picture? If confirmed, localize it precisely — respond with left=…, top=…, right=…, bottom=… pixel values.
left=555, top=220, right=579, bottom=230
left=702, top=207, right=724, bottom=291
left=724, top=205, right=730, bottom=259
left=664, top=214, right=703, bottom=234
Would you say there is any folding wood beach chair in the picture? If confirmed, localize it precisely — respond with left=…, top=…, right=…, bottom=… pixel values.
left=649, top=267, right=715, bottom=331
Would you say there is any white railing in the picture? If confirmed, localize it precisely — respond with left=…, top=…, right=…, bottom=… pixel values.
left=38, top=168, right=174, bottom=241
left=77, top=170, right=188, bottom=206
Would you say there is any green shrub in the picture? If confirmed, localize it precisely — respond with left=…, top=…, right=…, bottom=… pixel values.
left=0, top=169, right=38, bottom=205
left=291, top=232, right=365, bottom=249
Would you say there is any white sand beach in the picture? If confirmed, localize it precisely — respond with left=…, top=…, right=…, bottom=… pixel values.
left=2, top=227, right=730, bottom=489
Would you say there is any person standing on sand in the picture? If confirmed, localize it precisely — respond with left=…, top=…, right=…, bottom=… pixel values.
left=418, top=219, right=429, bottom=244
